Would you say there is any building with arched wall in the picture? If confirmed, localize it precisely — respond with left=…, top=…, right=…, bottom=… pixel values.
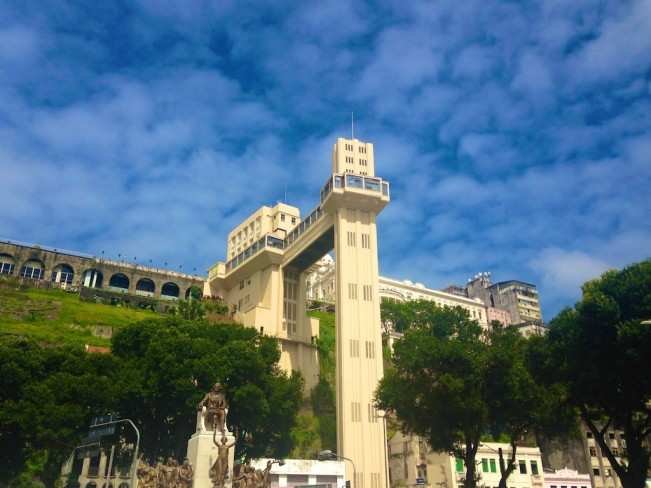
left=0, top=239, right=204, bottom=303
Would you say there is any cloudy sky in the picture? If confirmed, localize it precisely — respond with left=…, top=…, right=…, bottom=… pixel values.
left=1, top=0, right=650, bottom=318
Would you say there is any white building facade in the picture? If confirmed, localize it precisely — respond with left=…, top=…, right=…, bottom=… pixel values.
left=388, top=436, right=545, bottom=488
left=305, top=258, right=489, bottom=329
left=250, top=459, right=346, bottom=488
left=543, top=468, right=592, bottom=488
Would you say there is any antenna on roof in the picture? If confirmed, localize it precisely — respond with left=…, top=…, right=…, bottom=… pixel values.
left=351, top=112, right=354, bottom=140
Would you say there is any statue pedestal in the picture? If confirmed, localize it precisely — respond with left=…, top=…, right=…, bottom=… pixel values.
left=186, top=431, right=236, bottom=488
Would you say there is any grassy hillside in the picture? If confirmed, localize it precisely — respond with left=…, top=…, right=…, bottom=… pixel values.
left=0, top=282, right=158, bottom=347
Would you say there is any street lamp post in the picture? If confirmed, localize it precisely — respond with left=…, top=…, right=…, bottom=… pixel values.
left=91, top=418, right=141, bottom=488
left=318, top=450, right=357, bottom=488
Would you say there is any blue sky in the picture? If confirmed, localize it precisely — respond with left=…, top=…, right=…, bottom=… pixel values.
left=1, top=0, right=650, bottom=319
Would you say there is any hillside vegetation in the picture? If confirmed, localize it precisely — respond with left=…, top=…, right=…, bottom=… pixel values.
left=0, top=281, right=158, bottom=347
left=290, top=310, right=337, bottom=457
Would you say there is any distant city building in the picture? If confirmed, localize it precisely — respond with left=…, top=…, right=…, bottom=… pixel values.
left=388, top=433, right=545, bottom=488
left=581, top=424, right=627, bottom=488
left=514, top=321, right=548, bottom=337
left=304, top=257, right=490, bottom=328
left=306, top=254, right=336, bottom=303
left=543, top=468, right=592, bottom=488
left=460, top=272, right=543, bottom=325
left=486, top=306, right=513, bottom=327
left=379, top=276, right=489, bottom=328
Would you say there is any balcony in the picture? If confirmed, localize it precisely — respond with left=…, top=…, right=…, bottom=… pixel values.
left=320, top=173, right=390, bottom=202
left=225, top=234, right=285, bottom=273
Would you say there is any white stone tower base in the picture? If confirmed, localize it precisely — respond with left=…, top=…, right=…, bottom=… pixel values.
left=187, top=410, right=236, bottom=488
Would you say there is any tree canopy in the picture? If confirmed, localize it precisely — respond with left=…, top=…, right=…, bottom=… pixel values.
left=0, top=317, right=303, bottom=485
left=534, top=259, right=651, bottom=488
left=376, top=301, right=569, bottom=488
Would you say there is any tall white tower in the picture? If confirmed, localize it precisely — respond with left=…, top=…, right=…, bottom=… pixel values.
left=330, top=137, right=388, bottom=488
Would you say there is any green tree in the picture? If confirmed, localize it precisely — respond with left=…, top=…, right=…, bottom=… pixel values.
left=486, top=327, right=573, bottom=488
left=376, top=301, right=572, bottom=488
left=376, top=304, right=488, bottom=488
left=111, top=317, right=303, bottom=460
left=537, top=259, right=651, bottom=488
left=175, top=299, right=205, bottom=320
left=0, top=337, right=116, bottom=485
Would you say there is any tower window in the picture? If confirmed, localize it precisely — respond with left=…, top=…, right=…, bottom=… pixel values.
left=348, top=283, right=358, bottom=300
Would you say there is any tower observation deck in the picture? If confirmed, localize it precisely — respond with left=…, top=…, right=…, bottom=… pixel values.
left=206, top=137, right=390, bottom=488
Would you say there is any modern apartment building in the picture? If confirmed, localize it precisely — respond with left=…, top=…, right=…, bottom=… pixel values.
left=460, top=272, right=543, bottom=325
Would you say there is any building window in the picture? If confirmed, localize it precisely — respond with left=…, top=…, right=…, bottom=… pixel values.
left=363, top=285, right=373, bottom=301
left=455, top=459, right=464, bottom=473
left=365, top=341, right=375, bottom=359
left=347, top=231, right=356, bottom=247
left=489, top=459, right=496, bottom=473
left=292, top=217, right=296, bottom=224
left=240, top=280, right=245, bottom=289
left=361, top=233, right=371, bottom=248
left=612, top=448, right=619, bottom=456
left=482, top=459, right=489, bottom=473
left=609, top=432, right=615, bottom=439
left=519, top=461, right=527, bottom=474
left=593, top=468, right=600, bottom=476
left=348, top=283, right=358, bottom=300
left=351, top=402, right=361, bottom=422
left=604, top=469, right=611, bottom=477
left=367, top=403, right=378, bottom=423
left=531, top=461, right=538, bottom=475
left=350, top=339, right=360, bottom=358
left=589, top=447, right=597, bottom=456
left=586, top=431, right=593, bottom=438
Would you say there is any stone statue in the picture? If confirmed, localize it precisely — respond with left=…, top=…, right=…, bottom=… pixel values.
left=232, top=464, right=245, bottom=488
left=258, top=460, right=274, bottom=488
left=178, top=458, right=194, bottom=488
left=210, top=431, right=236, bottom=488
left=198, top=382, right=228, bottom=433
left=137, top=458, right=158, bottom=488
left=165, top=457, right=179, bottom=488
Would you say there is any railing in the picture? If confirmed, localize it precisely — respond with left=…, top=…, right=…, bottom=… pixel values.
left=320, top=173, right=390, bottom=203
left=225, top=235, right=284, bottom=272
left=282, top=205, right=325, bottom=249
left=224, top=173, right=390, bottom=275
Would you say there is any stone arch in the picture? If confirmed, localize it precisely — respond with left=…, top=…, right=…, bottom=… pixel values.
left=161, top=282, right=180, bottom=299
left=135, top=277, right=155, bottom=297
left=185, top=284, right=202, bottom=300
left=0, top=253, right=16, bottom=275
left=51, top=263, right=75, bottom=284
left=108, top=273, right=129, bottom=292
left=82, top=269, right=103, bottom=288
left=20, top=259, right=45, bottom=280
